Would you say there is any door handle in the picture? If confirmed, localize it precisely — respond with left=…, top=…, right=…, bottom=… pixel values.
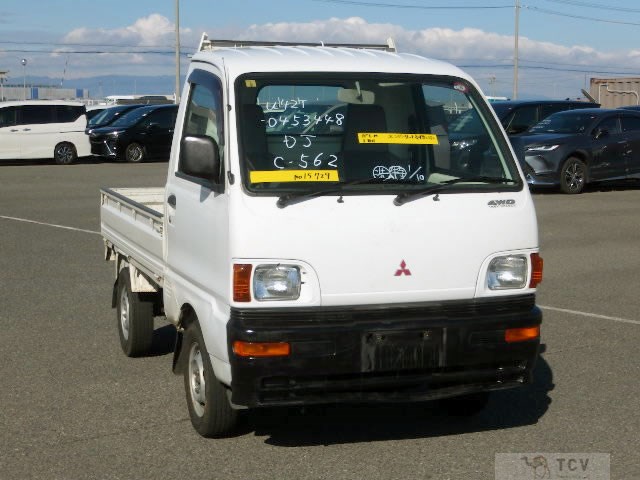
left=167, top=194, right=177, bottom=208
left=10, top=129, right=19, bottom=132
left=22, top=128, right=31, bottom=131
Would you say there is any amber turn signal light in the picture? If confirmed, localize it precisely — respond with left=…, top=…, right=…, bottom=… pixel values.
left=530, top=253, right=543, bottom=288
left=505, top=325, right=540, bottom=343
left=233, top=264, right=252, bottom=302
left=233, top=341, right=291, bottom=357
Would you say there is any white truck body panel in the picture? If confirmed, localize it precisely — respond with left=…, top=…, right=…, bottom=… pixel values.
left=101, top=38, right=542, bottom=415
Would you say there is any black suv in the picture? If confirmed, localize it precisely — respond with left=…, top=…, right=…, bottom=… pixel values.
left=491, top=100, right=599, bottom=136
left=89, top=104, right=178, bottom=162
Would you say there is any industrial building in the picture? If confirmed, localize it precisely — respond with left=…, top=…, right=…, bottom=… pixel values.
left=0, top=72, right=88, bottom=101
left=590, top=77, right=640, bottom=109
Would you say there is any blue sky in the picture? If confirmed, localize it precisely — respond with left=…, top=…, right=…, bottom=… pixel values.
left=2, top=0, right=640, bottom=99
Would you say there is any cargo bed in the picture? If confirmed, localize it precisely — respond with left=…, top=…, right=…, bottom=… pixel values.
left=100, top=187, right=165, bottom=286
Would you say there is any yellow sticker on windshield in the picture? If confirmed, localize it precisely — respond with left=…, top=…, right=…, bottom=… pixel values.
left=250, top=170, right=340, bottom=183
left=245, top=79, right=257, bottom=87
left=358, top=133, right=439, bottom=145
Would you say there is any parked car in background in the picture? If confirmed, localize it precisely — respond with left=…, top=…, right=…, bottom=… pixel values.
left=491, top=100, right=599, bottom=136
left=89, top=104, right=178, bottom=162
left=0, top=100, right=90, bottom=164
left=86, top=104, right=145, bottom=134
left=86, top=105, right=107, bottom=121
left=511, top=108, right=640, bottom=193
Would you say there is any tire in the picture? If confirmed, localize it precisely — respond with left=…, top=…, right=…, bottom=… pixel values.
left=54, top=142, right=77, bottom=165
left=125, top=142, right=145, bottom=163
left=560, top=157, right=587, bottom=194
left=116, top=268, right=154, bottom=357
left=183, top=319, right=239, bottom=437
left=443, top=392, right=490, bottom=417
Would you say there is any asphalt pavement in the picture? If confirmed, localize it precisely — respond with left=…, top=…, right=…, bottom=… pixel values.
left=0, top=159, right=638, bottom=479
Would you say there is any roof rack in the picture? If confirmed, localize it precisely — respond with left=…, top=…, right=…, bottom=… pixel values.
left=197, top=33, right=396, bottom=53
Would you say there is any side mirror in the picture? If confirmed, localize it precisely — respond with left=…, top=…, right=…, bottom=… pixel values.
left=593, top=128, right=608, bottom=139
left=180, top=135, right=222, bottom=190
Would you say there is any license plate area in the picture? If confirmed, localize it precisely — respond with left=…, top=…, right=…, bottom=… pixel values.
left=361, top=329, right=442, bottom=372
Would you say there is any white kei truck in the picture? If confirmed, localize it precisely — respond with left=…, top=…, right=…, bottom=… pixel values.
left=100, top=35, right=544, bottom=437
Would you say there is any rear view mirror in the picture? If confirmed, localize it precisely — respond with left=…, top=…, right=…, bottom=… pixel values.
left=338, top=87, right=375, bottom=105
left=180, top=135, right=222, bottom=191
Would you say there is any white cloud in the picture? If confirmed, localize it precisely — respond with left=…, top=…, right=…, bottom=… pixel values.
left=64, top=13, right=192, bottom=47
left=10, top=15, right=640, bottom=97
left=239, top=17, right=640, bottom=98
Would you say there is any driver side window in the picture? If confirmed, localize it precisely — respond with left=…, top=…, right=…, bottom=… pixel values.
left=596, top=117, right=620, bottom=135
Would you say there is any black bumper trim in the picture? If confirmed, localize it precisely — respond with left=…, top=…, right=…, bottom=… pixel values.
left=227, top=295, right=541, bottom=407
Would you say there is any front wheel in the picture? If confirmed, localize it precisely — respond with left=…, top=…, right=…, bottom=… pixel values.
left=183, top=320, right=239, bottom=437
left=54, top=142, right=77, bottom=165
left=125, top=142, right=145, bottom=163
left=560, top=157, right=587, bottom=194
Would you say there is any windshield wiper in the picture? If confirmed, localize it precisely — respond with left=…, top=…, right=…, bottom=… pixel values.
left=393, top=176, right=518, bottom=206
left=276, top=178, right=378, bottom=208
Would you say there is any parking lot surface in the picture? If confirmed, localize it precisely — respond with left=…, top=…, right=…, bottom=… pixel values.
left=1, top=161, right=638, bottom=479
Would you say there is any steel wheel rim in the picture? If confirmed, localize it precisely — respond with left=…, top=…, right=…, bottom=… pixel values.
left=188, top=342, right=206, bottom=417
left=119, top=288, right=130, bottom=341
left=565, top=161, right=584, bottom=192
left=56, top=145, right=73, bottom=163
left=126, top=145, right=143, bottom=162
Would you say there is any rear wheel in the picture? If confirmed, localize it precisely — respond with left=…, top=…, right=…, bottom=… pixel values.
left=183, top=319, right=239, bottom=437
left=54, top=142, right=77, bottom=165
left=560, top=157, right=587, bottom=194
left=125, top=142, right=145, bottom=163
left=116, top=268, right=154, bottom=357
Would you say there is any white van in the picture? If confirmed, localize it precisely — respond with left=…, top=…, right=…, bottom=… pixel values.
left=0, top=100, right=91, bottom=164
left=100, top=36, right=543, bottom=437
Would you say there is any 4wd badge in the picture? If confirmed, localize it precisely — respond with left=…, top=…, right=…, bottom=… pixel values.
left=488, top=199, right=516, bottom=208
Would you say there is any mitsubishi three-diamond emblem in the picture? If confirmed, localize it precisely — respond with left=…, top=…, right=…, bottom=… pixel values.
left=394, top=260, right=412, bottom=276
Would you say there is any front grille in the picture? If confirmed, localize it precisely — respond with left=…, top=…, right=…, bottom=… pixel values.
left=231, top=294, right=536, bottom=328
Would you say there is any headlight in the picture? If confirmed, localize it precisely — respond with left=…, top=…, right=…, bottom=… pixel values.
left=487, top=255, right=528, bottom=290
left=254, top=265, right=301, bottom=301
left=525, top=144, right=559, bottom=152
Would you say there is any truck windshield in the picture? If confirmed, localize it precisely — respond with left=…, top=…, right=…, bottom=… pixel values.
left=236, top=74, right=520, bottom=196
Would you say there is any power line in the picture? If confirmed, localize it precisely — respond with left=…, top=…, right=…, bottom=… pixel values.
left=541, top=0, right=640, bottom=13
left=460, top=64, right=640, bottom=75
left=311, top=0, right=512, bottom=9
left=525, top=5, right=640, bottom=26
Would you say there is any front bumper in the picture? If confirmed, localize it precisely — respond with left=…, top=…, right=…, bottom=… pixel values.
left=90, top=138, right=118, bottom=158
left=227, top=294, right=542, bottom=407
left=521, top=155, right=560, bottom=187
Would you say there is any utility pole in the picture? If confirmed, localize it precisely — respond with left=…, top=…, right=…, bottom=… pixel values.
left=21, top=58, right=27, bottom=100
left=489, top=75, right=496, bottom=98
left=175, top=0, right=181, bottom=104
left=513, top=0, right=520, bottom=100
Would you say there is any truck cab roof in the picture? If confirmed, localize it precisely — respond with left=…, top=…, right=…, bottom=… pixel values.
left=191, top=40, right=470, bottom=81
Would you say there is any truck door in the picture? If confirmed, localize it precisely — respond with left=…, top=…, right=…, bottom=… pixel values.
left=164, top=67, right=229, bottom=350
left=590, top=115, right=627, bottom=180
left=620, top=114, right=640, bottom=177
